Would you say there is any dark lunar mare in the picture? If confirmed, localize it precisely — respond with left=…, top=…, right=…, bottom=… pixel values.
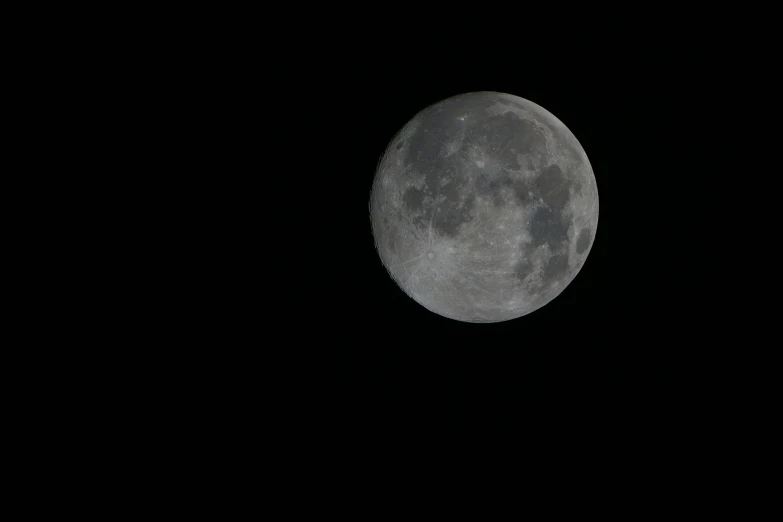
left=576, top=227, right=592, bottom=254
left=402, top=95, right=566, bottom=241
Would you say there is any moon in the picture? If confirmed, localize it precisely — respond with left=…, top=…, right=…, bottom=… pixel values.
left=369, top=92, right=598, bottom=323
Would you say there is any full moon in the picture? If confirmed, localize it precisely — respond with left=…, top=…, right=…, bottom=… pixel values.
left=369, top=92, right=598, bottom=323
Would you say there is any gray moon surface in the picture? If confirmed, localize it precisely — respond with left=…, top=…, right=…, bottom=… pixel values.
left=369, top=91, right=598, bottom=323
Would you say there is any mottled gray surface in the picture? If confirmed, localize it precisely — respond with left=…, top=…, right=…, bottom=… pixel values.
left=369, top=92, right=598, bottom=323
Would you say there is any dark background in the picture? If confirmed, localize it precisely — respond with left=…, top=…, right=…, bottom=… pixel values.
left=4, top=7, right=774, bottom=498
left=162, top=19, right=771, bottom=439
left=178, top=48, right=649, bottom=433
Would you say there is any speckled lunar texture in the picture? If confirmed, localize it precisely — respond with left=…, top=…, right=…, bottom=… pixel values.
left=369, top=92, right=598, bottom=323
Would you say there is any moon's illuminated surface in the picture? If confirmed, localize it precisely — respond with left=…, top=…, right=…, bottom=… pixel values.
left=369, top=91, right=598, bottom=323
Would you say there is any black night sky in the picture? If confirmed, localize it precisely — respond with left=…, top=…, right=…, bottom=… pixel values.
left=164, top=20, right=764, bottom=440
left=190, top=45, right=613, bottom=349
